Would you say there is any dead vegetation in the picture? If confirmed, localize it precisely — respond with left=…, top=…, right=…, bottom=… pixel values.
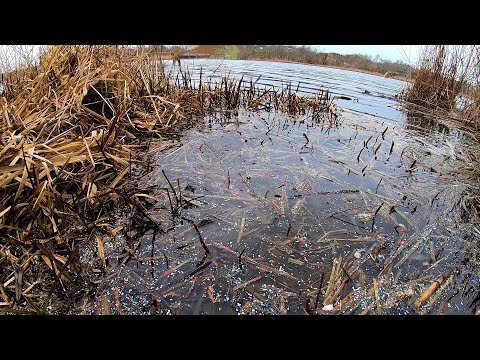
left=403, top=45, right=480, bottom=130
left=0, top=45, right=335, bottom=314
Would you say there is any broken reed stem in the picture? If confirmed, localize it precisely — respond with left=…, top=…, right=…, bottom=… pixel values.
left=414, top=272, right=449, bottom=309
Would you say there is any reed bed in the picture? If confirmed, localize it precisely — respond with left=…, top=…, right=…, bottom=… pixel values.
left=403, top=45, right=480, bottom=130
left=0, top=45, right=335, bottom=313
left=403, top=46, right=480, bottom=228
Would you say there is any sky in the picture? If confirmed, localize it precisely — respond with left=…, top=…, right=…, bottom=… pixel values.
left=312, top=45, right=422, bottom=64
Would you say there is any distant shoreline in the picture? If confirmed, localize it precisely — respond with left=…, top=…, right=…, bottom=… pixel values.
left=236, top=57, right=411, bottom=83
left=161, top=54, right=412, bottom=83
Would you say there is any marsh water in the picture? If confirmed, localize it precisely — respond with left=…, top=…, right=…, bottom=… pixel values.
left=81, top=60, right=480, bottom=315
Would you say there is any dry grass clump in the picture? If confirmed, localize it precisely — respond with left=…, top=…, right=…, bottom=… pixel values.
left=0, top=46, right=189, bottom=238
left=403, top=45, right=480, bottom=130
left=0, top=45, right=193, bottom=313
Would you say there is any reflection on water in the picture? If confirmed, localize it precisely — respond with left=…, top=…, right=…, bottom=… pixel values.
left=81, top=60, right=480, bottom=315
left=404, top=103, right=457, bottom=137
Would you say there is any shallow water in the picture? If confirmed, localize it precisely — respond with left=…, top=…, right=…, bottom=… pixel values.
left=84, top=60, right=480, bottom=315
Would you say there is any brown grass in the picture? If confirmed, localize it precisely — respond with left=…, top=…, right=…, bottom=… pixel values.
left=403, top=45, right=480, bottom=130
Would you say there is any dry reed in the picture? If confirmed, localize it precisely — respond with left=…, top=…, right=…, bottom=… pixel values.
left=403, top=45, right=480, bottom=130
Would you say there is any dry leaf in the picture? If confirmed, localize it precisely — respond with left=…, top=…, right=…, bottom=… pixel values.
left=279, top=295, right=287, bottom=314
left=355, top=213, right=374, bottom=221
left=96, top=234, right=106, bottom=267
left=239, top=301, right=251, bottom=315
left=207, top=285, right=216, bottom=303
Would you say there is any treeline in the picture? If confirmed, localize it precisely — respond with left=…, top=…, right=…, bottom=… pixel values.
left=237, top=45, right=414, bottom=78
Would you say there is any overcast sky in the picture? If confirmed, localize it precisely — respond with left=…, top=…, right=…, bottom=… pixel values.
left=311, top=45, right=422, bottom=64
